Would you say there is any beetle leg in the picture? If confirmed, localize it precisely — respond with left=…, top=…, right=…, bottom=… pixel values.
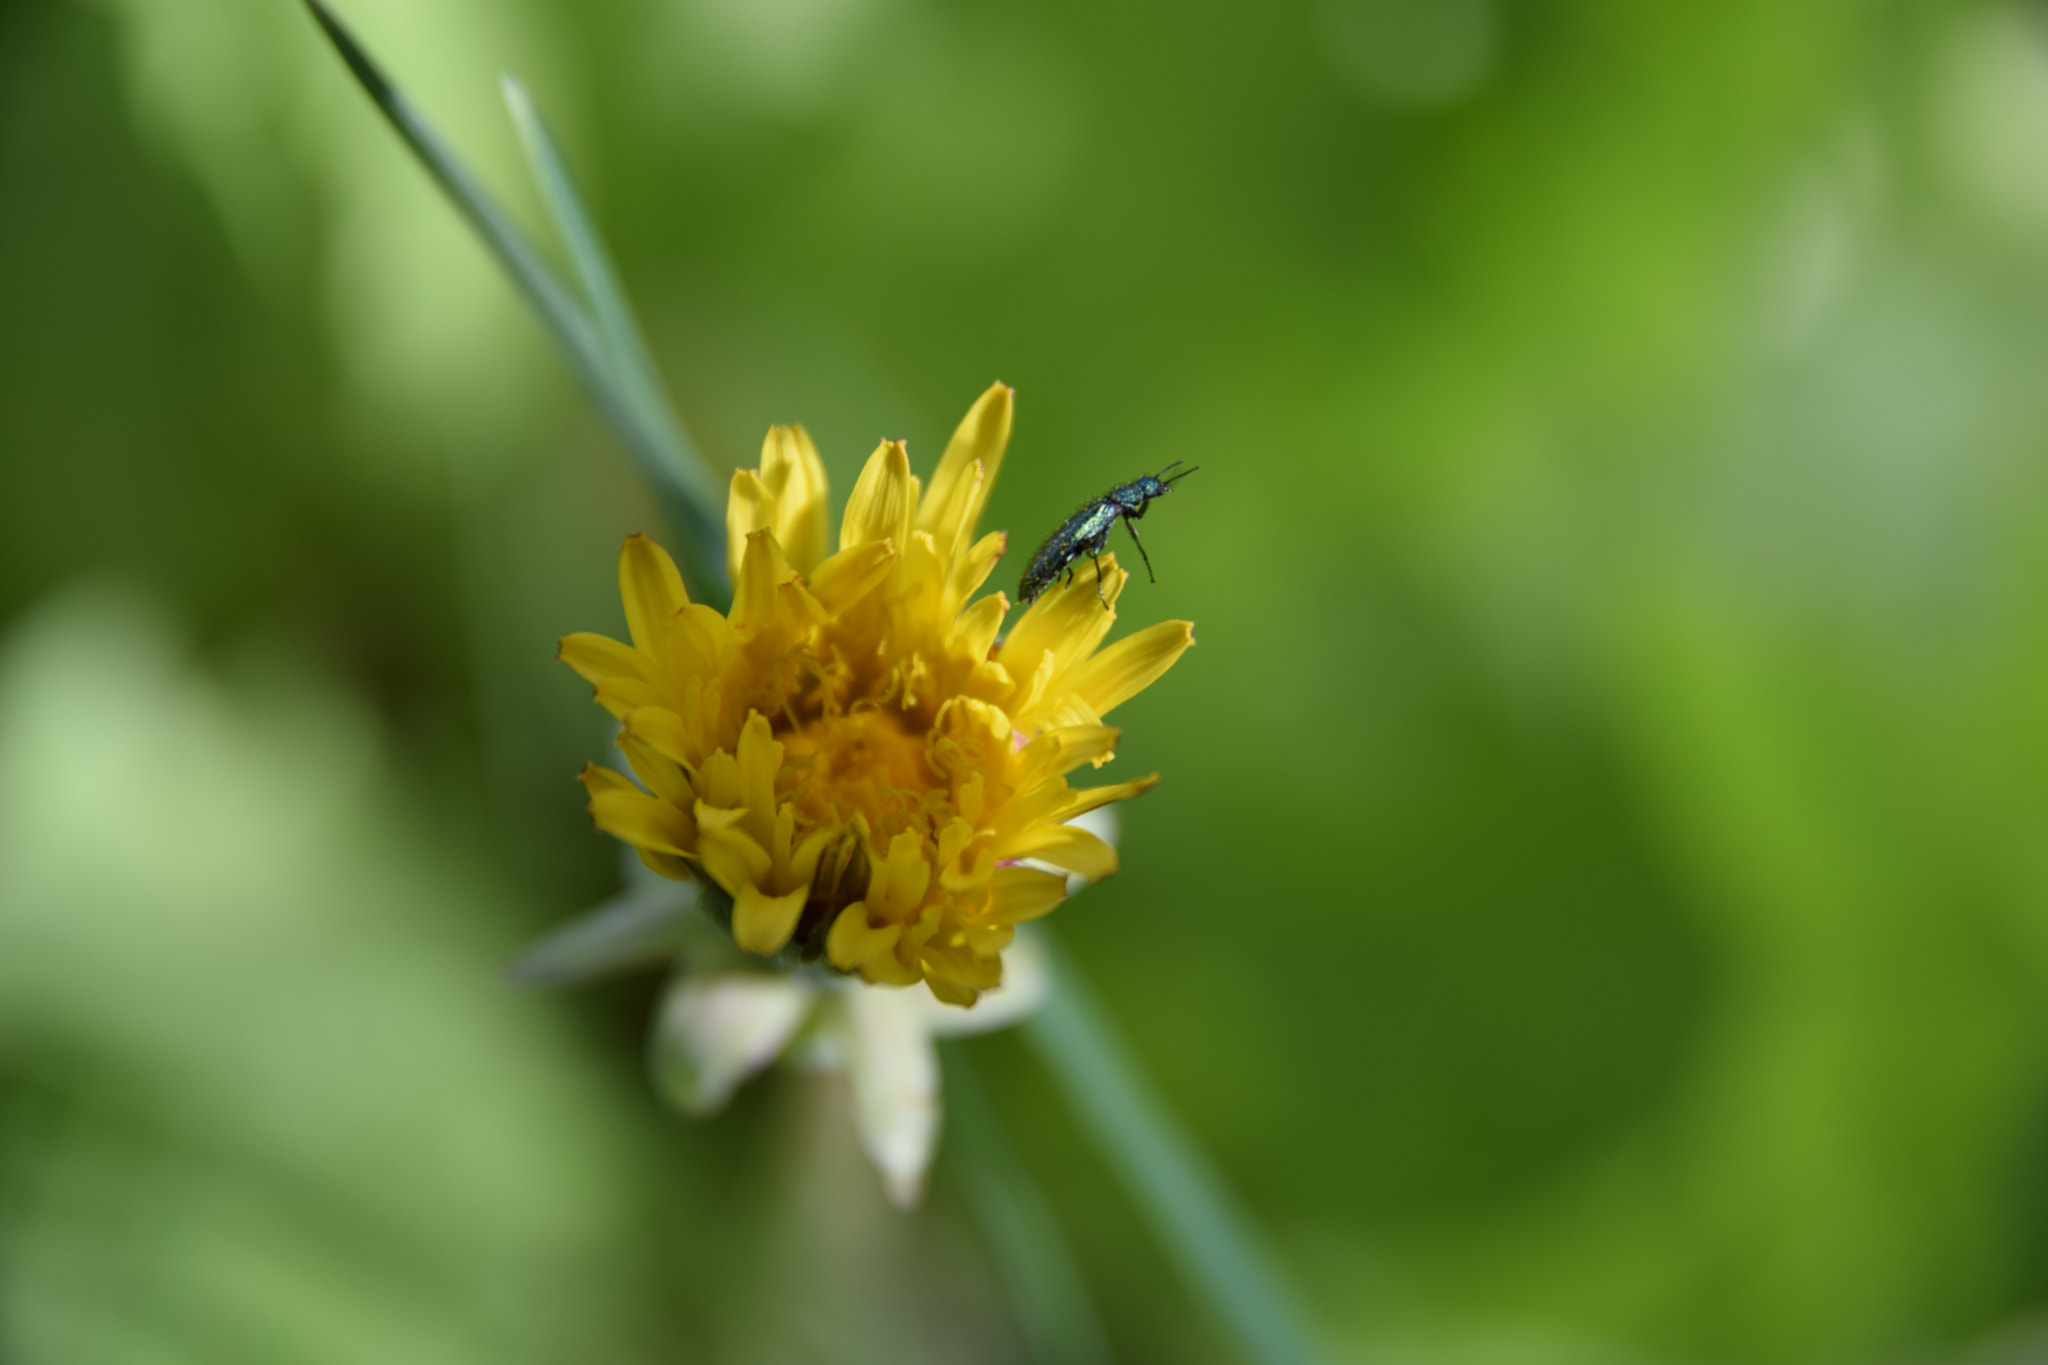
left=1092, top=554, right=1110, bottom=609
left=1122, top=512, right=1156, bottom=584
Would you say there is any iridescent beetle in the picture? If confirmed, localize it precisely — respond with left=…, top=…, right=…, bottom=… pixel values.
left=1018, top=463, right=1198, bottom=609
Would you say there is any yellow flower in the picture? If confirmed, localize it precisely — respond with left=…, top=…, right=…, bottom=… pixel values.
left=559, top=384, right=1193, bottom=1005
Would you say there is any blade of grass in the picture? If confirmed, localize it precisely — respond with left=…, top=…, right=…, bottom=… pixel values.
left=499, top=75, right=725, bottom=577
left=942, top=1041, right=1113, bottom=1365
left=1023, top=931, right=1328, bottom=1365
left=301, top=0, right=727, bottom=600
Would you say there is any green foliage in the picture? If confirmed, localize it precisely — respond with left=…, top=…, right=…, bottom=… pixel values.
left=6, top=0, right=2048, bottom=1359
left=304, top=0, right=727, bottom=599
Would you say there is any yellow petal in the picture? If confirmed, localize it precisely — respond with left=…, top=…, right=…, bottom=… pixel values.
left=592, top=676, right=666, bottom=720
left=966, top=659, right=1014, bottom=707
left=619, top=534, right=688, bottom=660
left=694, top=749, right=743, bottom=809
left=769, top=803, right=798, bottom=875
left=964, top=923, right=1016, bottom=957
left=671, top=602, right=733, bottom=677
left=735, top=712, right=783, bottom=829
left=557, top=632, right=651, bottom=687
left=732, top=529, right=794, bottom=633
left=780, top=577, right=829, bottom=632
left=1012, top=649, right=1057, bottom=719
left=991, top=771, right=1082, bottom=837
left=732, top=882, right=811, bottom=955
left=585, top=789, right=692, bottom=857
left=581, top=765, right=695, bottom=856
left=840, top=440, right=916, bottom=551
left=924, top=975, right=979, bottom=1007
left=919, top=383, right=1012, bottom=542
left=933, top=816, right=995, bottom=891
left=725, top=468, right=776, bottom=589
left=622, top=705, right=695, bottom=769
left=637, top=848, right=693, bottom=881
left=939, top=842, right=997, bottom=894
left=762, top=424, right=830, bottom=572
left=893, top=532, right=947, bottom=632
left=922, top=458, right=985, bottom=568
left=828, top=904, right=902, bottom=970
left=1062, top=620, right=1195, bottom=720
left=861, top=953, right=925, bottom=988
left=997, top=554, right=1128, bottom=680
left=947, top=532, right=1007, bottom=613
left=809, top=540, right=899, bottom=613
left=698, top=825, right=772, bottom=894
left=935, top=693, right=1013, bottom=748
left=579, top=763, right=638, bottom=797
left=867, top=831, right=934, bottom=920
left=986, top=866, right=1068, bottom=924
left=693, top=802, right=748, bottom=835
left=997, top=823, right=1118, bottom=881
left=918, top=944, right=1002, bottom=1003
left=1032, top=691, right=1106, bottom=733
left=618, top=732, right=695, bottom=808
left=1017, top=724, right=1121, bottom=780
left=947, top=593, right=1008, bottom=661
left=1052, top=773, right=1159, bottom=824
left=791, top=823, right=839, bottom=888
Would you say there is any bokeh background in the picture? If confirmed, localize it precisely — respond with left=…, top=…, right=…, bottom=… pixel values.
left=7, top=0, right=2048, bottom=1359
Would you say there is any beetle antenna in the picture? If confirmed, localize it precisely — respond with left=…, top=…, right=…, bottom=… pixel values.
left=1162, top=464, right=1199, bottom=486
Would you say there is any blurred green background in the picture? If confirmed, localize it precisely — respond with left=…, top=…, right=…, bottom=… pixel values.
left=7, top=0, right=2048, bottom=1359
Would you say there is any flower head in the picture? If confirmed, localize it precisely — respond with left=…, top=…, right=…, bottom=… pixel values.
left=559, top=385, right=1193, bottom=1006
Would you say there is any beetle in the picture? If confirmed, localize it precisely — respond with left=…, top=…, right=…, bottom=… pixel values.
left=1018, top=462, right=1198, bottom=609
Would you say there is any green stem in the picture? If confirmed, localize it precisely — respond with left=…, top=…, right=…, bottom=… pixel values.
left=301, top=0, right=728, bottom=601
left=499, top=75, right=727, bottom=599
left=1022, top=932, right=1328, bottom=1365
left=943, top=1042, right=1112, bottom=1365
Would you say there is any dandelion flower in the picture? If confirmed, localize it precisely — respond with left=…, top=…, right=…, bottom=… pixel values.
left=559, top=384, right=1193, bottom=1006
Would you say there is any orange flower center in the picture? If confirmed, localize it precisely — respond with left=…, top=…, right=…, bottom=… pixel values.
left=780, top=709, right=943, bottom=842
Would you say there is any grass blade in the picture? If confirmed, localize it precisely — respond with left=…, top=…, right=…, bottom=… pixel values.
left=498, top=76, right=725, bottom=568
left=301, top=0, right=727, bottom=600
left=1024, top=932, right=1329, bottom=1365
left=943, top=1042, right=1113, bottom=1365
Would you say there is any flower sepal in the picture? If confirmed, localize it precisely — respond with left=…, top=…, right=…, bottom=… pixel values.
left=647, top=928, right=1054, bottom=1204
left=508, top=858, right=705, bottom=987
